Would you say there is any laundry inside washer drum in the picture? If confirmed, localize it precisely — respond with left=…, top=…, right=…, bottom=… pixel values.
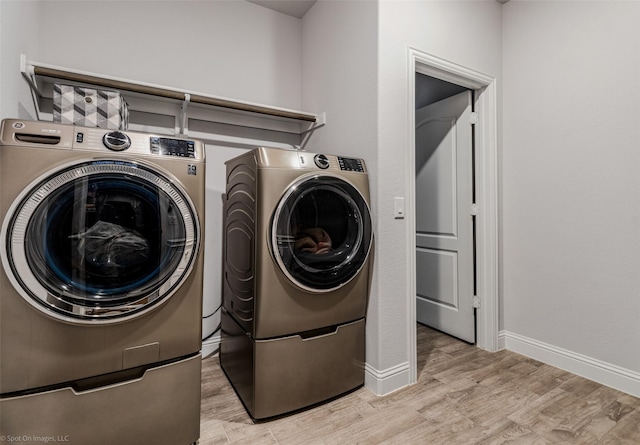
left=22, top=174, right=187, bottom=303
left=68, top=220, right=150, bottom=274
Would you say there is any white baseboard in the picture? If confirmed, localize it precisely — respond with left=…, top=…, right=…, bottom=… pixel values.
left=501, top=330, right=640, bottom=398
left=201, top=335, right=221, bottom=360
left=204, top=331, right=638, bottom=398
left=364, top=361, right=411, bottom=396
left=498, top=331, right=507, bottom=351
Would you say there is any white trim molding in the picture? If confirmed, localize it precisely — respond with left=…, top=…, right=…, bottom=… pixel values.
left=501, top=331, right=640, bottom=398
left=364, top=362, right=411, bottom=396
left=407, top=48, right=500, bottom=384
left=202, top=335, right=221, bottom=360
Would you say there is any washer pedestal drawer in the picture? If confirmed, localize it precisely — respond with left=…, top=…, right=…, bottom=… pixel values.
left=0, top=354, right=201, bottom=445
left=220, top=309, right=365, bottom=420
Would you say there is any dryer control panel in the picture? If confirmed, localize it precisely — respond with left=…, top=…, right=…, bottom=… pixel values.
left=337, top=157, right=365, bottom=172
left=259, top=147, right=367, bottom=173
left=313, top=154, right=365, bottom=172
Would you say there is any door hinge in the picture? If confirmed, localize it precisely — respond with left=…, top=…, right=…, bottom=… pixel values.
left=469, top=112, right=479, bottom=125
left=472, top=295, right=481, bottom=308
left=470, top=203, right=479, bottom=216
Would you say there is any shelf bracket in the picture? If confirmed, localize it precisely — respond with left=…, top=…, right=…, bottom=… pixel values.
left=20, top=54, right=44, bottom=121
left=20, top=54, right=40, bottom=94
left=177, top=93, right=190, bottom=136
left=299, top=112, right=326, bottom=151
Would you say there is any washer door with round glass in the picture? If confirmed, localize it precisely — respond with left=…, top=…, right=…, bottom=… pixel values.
left=272, top=174, right=372, bottom=292
left=1, top=159, right=199, bottom=323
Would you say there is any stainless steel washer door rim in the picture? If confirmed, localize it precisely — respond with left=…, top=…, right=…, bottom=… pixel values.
left=271, top=173, right=372, bottom=293
left=0, top=158, right=200, bottom=324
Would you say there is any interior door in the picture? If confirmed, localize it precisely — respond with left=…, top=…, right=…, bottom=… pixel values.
left=415, top=90, right=475, bottom=343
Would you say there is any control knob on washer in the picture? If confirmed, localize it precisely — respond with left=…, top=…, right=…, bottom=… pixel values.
left=314, top=154, right=330, bottom=169
left=103, top=131, right=131, bottom=151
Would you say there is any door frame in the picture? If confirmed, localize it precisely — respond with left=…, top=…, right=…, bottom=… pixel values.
left=407, top=48, right=499, bottom=383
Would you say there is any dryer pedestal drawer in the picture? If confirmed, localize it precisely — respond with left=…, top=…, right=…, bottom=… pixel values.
left=0, top=354, right=201, bottom=445
left=220, top=309, right=365, bottom=420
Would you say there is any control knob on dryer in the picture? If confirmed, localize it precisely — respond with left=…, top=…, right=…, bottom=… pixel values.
left=314, top=154, right=330, bottom=169
left=102, top=131, right=131, bottom=151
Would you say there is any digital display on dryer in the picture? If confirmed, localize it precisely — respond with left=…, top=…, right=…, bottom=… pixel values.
left=150, top=137, right=195, bottom=158
left=338, top=157, right=365, bottom=172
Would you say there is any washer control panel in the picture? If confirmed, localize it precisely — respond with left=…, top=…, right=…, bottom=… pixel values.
left=150, top=137, right=196, bottom=158
left=102, top=131, right=131, bottom=151
left=0, top=119, right=204, bottom=160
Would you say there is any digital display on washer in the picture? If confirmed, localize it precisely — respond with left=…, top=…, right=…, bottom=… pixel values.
left=150, top=137, right=195, bottom=158
left=338, top=157, right=365, bottom=172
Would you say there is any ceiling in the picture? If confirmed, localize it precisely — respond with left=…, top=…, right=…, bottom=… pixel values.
left=247, top=0, right=504, bottom=108
left=247, top=0, right=317, bottom=19
left=248, top=0, right=507, bottom=18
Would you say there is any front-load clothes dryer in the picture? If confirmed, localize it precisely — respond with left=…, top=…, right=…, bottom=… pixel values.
left=0, top=119, right=204, bottom=445
left=220, top=147, right=373, bottom=420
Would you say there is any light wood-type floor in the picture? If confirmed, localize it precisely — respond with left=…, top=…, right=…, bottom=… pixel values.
left=199, top=324, right=640, bottom=444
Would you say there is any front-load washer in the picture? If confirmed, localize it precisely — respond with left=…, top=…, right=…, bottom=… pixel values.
left=220, top=147, right=373, bottom=419
left=0, top=119, right=204, bottom=445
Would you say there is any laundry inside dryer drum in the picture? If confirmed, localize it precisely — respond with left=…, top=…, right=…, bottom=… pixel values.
left=273, top=177, right=372, bottom=290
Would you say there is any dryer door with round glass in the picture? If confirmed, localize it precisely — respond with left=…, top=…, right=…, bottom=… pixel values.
left=1, top=159, right=199, bottom=323
left=272, top=175, right=372, bottom=292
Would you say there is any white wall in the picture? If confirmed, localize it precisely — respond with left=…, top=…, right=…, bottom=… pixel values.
left=376, top=1, right=501, bottom=390
left=5, top=0, right=639, bottom=397
left=502, top=1, right=640, bottom=385
left=301, top=0, right=381, bottom=385
left=201, top=145, right=251, bottom=357
left=375, top=0, right=502, bottom=392
left=0, top=0, right=40, bottom=119
left=3, top=0, right=305, bottom=355
left=302, top=0, right=378, bottom=160
left=305, top=0, right=640, bottom=396
left=36, top=1, right=302, bottom=110
left=304, top=0, right=502, bottom=393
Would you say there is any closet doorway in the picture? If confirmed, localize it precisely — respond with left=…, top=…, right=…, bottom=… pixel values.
left=415, top=75, right=475, bottom=343
left=408, top=49, right=499, bottom=383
